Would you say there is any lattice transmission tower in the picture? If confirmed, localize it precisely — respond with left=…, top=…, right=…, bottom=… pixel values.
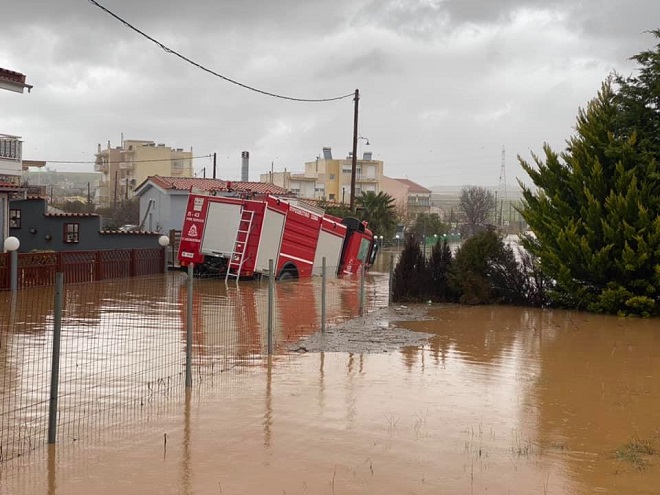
left=497, top=146, right=507, bottom=226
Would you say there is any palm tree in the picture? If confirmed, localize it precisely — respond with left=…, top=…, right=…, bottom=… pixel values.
left=356, top=191, right=397, bottom=238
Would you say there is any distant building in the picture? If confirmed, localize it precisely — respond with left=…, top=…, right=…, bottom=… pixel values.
left=380, top=177, right=432, bottom=222
left=1, top=67, right=31, bottom=244
left=94, top=139, right=194, bottom=207
left=133, top=176, right=288, bottom=233
left=260, top=147, right=384, bottom=203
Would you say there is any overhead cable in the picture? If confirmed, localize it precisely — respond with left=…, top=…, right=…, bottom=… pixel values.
left=87, top=0, right=354, bottom=103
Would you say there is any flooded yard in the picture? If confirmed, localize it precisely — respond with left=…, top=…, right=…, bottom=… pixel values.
left=0, top=255, right=659, bottom=494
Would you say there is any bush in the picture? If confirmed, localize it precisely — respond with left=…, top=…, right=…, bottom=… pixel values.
left=428, top=239, right=456, bottom=302
left=392, top=234, right=429, bottom=302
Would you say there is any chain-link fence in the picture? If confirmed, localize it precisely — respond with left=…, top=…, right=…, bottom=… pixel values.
left=0, top=258, right=392, bottom=463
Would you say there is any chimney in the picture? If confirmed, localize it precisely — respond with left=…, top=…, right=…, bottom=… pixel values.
left=322, top=147, right=332, bottom=160
left=241, top=151, right=249, bottom=182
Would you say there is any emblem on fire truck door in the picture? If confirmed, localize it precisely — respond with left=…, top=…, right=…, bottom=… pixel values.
left=187, top=224, right=199, bottom=238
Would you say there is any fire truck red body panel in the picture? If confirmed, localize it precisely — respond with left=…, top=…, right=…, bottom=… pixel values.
left=177, top=193, right=374, bottom=279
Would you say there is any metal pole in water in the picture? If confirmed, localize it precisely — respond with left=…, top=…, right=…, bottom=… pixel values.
left=267, top=259, right=274, bottom=355
left=388, top=254, right=394, bottom=306
left=321, top=257, right=326, bottom=334
left=48, top=273, right=64, bottom=444
left=359, top=263, right=365, bottom=316
left=185, top=263, right=193, bottom=388
left=10, top=250, right=18, bottom=292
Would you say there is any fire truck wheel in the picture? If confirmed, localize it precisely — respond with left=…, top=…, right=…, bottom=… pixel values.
left=278, top=269, right=297, bottom=281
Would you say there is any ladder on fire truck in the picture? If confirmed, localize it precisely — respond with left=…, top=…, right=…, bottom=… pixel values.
left=225, top=209, right=255, bottom=283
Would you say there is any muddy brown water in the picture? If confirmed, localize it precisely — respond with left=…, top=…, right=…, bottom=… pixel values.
left=1, top=254, right=659, bottom=494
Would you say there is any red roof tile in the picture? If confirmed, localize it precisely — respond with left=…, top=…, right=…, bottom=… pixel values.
left=142, top=176, right=288, bottom=195
left=45, top=213, right=99, bottom=218
left=392, top=178, right=431, bottom=194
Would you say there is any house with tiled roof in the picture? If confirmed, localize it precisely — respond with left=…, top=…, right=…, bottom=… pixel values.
left=133, top=176, right=290, bottom=233
left=7, top=196, right=162, bottom=252
left=380, top=176, right=432, bottom=222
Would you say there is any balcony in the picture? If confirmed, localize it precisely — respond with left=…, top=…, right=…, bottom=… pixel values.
left=356, top=175, right=378, bottom=183
left=0, top=135, right=22, bottom=162
left=119, top=161, right=134, bottom=170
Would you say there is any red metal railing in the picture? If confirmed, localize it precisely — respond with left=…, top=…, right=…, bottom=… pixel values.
left=0, top=248, right=165, bottom=290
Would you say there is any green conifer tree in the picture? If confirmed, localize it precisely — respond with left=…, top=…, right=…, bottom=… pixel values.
left=519, top=76, right=659, bottom=316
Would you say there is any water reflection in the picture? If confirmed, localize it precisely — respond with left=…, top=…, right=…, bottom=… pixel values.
left=2, top=272, right=658, bottom=494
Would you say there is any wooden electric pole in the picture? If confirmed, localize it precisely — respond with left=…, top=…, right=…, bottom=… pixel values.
left=349, top=89, right=359, bottom=212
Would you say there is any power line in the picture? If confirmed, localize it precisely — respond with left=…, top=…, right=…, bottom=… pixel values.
left=45, top=154, right=212, bottom=165
left=87, top=0, right=354, bottom=103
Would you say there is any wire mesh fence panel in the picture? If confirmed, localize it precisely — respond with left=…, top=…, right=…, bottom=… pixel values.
left=0, top=264, right=392, bottom=464
left=191, top=278, right=269, bottom=386
left=53, top=274, right=188, bottom=444
left=0, top=286, right=57, bottom=461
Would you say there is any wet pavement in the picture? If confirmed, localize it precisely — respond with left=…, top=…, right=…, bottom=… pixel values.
left=1, top=295, right=659, bottom=495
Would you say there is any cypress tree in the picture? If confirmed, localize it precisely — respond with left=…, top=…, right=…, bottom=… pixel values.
left=519, top=75, right=659, bottom=316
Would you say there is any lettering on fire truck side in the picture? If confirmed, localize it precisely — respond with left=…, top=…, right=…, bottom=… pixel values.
left=289, top=205, right=319, bottom=221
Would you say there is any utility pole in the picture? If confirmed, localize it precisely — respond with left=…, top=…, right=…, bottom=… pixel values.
left=349, top=89, right=359, bottom=212
left=213, top=152, right=217, bottom=179
left=113, top=171, right=118, bottom=209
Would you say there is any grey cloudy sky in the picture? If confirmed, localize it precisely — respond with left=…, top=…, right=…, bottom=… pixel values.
left=1, top=0, right=657, bottom=189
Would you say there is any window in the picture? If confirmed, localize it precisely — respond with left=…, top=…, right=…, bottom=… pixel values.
left=9, top=209, right=21, bottom=229
left=64, top=223, right=80, bottom=243
left=329, top=174, right=336, bottom=180
left=357, top=238, right=371, bottom=262
left=329, top=194, right=335, bottom=200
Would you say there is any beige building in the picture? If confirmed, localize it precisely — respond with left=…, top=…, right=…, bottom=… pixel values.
left=95, top=139, right=193, bottom=207
left=260, top=147, right=384, bottom=203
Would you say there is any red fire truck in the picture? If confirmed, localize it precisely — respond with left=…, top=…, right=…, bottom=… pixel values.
left=177, top=193, right=377, bottom=281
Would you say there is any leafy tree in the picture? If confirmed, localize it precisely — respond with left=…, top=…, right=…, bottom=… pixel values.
left=410, top=212, right=447, bottom=237
left=61, top=200, right=94, bottom=214
left=317, top=199, right=352, bottom=219
left=97, top=198, right=140, bottom=230
left=459, top=186, right=496, bottom=232
left=356, top=191, right=397, bottom=238
left=518, top=77, right=659, bottom=316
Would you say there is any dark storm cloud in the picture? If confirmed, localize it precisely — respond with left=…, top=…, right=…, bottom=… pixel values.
left=1, top=0, right=658, bottom=186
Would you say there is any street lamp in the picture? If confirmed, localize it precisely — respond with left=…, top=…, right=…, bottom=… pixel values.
left=4, top=236, right=20, bottom=292
left=395, top=234, right=400, bottom=249
left=158, top=235, right=170, bottom=272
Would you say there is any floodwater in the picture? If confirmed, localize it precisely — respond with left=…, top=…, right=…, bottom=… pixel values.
left=1, top=252, right=659, bottom=494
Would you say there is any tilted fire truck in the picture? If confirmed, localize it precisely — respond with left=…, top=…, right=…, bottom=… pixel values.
left=177, top=192, right=377, bottom=281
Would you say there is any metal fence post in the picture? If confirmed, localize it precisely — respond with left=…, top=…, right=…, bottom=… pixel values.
left=48, top=273, right=64, bottom=444
left=185, top=263, right=193, bottom=388
left=388, top=254, right=394, bottom=306
left=321, top=257, right=326, bottom=334
left=267, top=259, right=274, bottom=355
left=359, top=263, right=365, bottom=316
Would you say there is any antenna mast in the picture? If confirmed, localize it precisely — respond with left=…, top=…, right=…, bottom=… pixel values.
left=497, top=146, right=507, bottom=226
